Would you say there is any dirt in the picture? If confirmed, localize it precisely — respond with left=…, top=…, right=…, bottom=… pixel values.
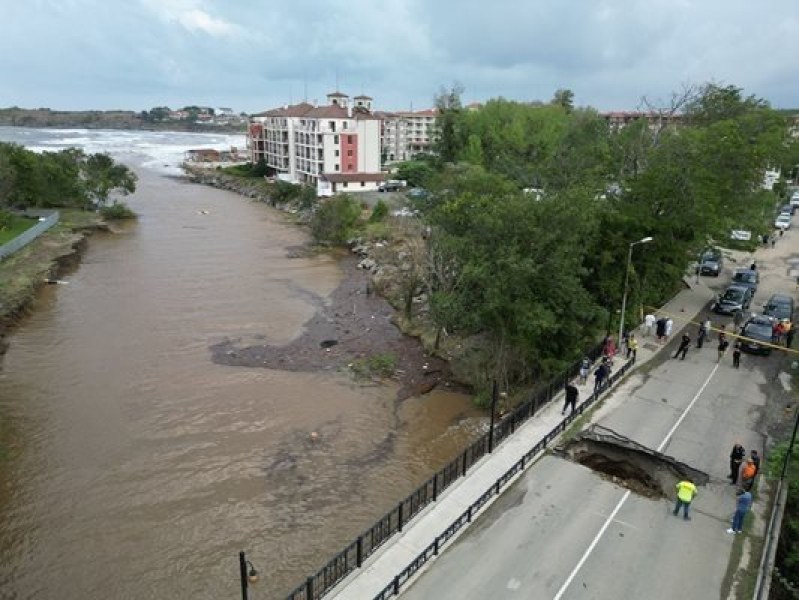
left=210, top=253, right=465, bottom=401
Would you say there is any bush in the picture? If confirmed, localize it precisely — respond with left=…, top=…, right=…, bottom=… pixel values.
left=0, top=209, right=11, bottom=230
left=350, top=353, right=397, bottom=379
left=99, top=202, right=137, bottom=219
left=310, top=194, right=362, bottom=244
left=370, top=199, right=389, bottom=222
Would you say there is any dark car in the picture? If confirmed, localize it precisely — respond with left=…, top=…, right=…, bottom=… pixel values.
left=732, top=269, right=759, bottom=295
left=713, top=285, right=754, bottom=315
left=763, top=293, right=794, bottom=322
left=740, top=315, right=775, bottom=355
left=699, top=249, right=723, bottom=276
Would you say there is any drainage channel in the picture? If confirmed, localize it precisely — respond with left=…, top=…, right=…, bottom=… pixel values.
left=556, top=425, right=709, bottom=499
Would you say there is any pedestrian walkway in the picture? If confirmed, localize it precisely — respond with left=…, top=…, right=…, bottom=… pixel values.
left=328, top=281, right=717, bottom=599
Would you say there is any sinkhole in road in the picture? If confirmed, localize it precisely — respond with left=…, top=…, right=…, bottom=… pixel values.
left=558, top=425, right=709, bottom=499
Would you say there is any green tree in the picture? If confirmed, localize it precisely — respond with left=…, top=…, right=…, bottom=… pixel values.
left=82, top=153, right=137, bottom=208
left=434, top=84, right=465, bottom=163
left=310, top=194, right=362, bottom=244
left=551, top=88, right=575, bottom=113
left=395, top=160, right=435, bottom=188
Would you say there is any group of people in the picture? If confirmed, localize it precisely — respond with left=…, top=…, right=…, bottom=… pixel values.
left=665, top=318, right=743, bottom=365
left=672, top=443, right=760, bottom=534
left=643, top=313, right=674, bottom=342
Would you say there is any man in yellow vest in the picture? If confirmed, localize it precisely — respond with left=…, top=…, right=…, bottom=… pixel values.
left=673, top=478, right=697, bottom=520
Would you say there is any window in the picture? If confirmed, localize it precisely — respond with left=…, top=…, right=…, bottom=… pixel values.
left=347, top=150, right=353, bottom=157
left=335, top=150, right=339, bottom=157
left=348, top=135, right=354, bottom=143
left=360, top=182, right=365, bottom=187
left=335, top=164, right=340, bottom=171
left=329, top=121, right=336, bottom=132
left=334, top=135, right=339, bottom=144
left=343, top=182, right=348, bottom=188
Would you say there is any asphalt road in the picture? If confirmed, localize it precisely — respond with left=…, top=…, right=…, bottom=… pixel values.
left=402, top=230, right=798, bottom=599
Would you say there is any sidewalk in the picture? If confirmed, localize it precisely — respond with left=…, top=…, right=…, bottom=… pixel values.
left=328, top=280, right=718, bottom=599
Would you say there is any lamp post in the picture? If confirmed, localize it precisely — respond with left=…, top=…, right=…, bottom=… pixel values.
left=618, top=236, right=653, bottom=351
left=239, top=551, right=260, bottom=600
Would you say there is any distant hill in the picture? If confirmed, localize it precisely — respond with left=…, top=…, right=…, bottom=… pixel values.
left=0, top=107, right=247, bottom=133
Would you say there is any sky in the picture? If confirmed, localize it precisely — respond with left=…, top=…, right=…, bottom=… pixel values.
left=1, top=0, right=797, bottom=114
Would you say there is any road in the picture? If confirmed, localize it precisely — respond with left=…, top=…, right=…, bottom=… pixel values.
left=402, top=233, right=797, bottom=599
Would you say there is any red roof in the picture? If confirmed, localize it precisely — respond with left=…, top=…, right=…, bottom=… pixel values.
left=322, top=172, right=387, bottom=183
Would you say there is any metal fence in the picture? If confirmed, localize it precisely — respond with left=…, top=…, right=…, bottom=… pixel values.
left=284, top=341, right=615, bottom=600
left=0, top=211, right=60, bottom=261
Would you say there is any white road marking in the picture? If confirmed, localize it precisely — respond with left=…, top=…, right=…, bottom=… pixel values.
left=552, top=362, right=720, bottom=600
left=778, top=372, right=792, bottom=392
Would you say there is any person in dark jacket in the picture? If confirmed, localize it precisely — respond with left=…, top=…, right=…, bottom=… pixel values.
left=750, top=449, right=761, bottom=475
left=563, top=383, right=579, bottom=416
left=656, top=317, right=667, bottom=341
left=729, top=443, right=745, bottom=484
left=593, top=362, right=609, bottom=394
left=674, top=334, right=691, bottom=360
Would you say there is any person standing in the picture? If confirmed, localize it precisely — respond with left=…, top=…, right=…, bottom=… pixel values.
left=602, top=335, right=617, bottom=365
left=673, top=478, right=698, bottom=520
left=696, top=322, right=707, bottom=349
left=579, top=356, right=591, bottom=385
left=727, top=489, right=752, bottom=534
left=665, top=318, right=674, bottom=341
left=627, top=334, right=638, bottom=360
left=788, top=324, right=796, bottom=349
left=594, top=362, right=609, bottom=395
left=562, top=383, right=579, bottom=416
left=740, top=459, right=757, bottom=491
left=674, top=334, right=691, bottom=360
left=732, top=342, right=742, bottom=368
left=718, top=336, right=730, bottom=362
left=644, top=313, right=656, bottom=337
left=733, top=309, right=745, bottom=331
left=729, top=443, right=745, bottom=484
left=656, top=318, right=667, bottom=342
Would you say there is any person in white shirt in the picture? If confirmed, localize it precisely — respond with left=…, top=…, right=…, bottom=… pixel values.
left=643, top=313, right=656, bottom=337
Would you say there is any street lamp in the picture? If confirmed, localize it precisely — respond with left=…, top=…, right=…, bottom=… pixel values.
left=239, top=551, right=260, bottom=600
left=618, top=236, right=653, bottom=353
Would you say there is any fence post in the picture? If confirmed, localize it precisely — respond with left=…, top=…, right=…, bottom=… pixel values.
left=356, top=535, right=363, bottom=568
left=462, top=449, right=468, bottom=477
left=434, top=537, right=439, bottom=556
left=433, top=473, right=438, bottom=501
left=488, top=380, right=498, bottom=453
left=393, top=575, right=400, bottom=594
left=306, top=576, right=313, bottom=600
left=467, top=506, right=473, bottom=522
left=398, top=501, right=404, bottom=532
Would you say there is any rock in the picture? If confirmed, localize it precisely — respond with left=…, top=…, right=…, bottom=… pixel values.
left=359, top=258, right=376, bottom=270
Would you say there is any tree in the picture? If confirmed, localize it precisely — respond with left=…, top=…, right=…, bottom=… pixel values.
left=551, top=89, right=575, bottom=113
left=82, top=153, right=137, bottom=208
left=434, top=84, right=465, bottom=163
left=310, top=194, right=362, bottom=244
left=395, top=160, right=434, bottom=188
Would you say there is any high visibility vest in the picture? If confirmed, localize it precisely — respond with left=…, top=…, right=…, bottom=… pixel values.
left=676, top=481, right=697, bottom=502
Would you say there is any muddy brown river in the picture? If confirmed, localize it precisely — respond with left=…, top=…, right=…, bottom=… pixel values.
left=0, top=141, right=482, bottom=599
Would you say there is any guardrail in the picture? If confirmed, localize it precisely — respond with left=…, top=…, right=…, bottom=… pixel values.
left=284, top=341, right=613, bottom=600
left=373, top=356, right=636, bottom=600
left=0, top=211, right=60, bottom=261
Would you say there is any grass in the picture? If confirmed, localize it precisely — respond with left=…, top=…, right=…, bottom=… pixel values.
left=0, top=215, right=37, bottom=245
left=349, top=353, right=397, bottom=379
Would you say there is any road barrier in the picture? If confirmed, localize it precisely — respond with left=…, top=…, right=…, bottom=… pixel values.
left=284, top=342, right=623, bottom=600
left=0, top=211, right=60, bottom=261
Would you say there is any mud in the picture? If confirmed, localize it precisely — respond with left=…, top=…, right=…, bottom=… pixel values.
left=210, top=254, right=462, bottom=401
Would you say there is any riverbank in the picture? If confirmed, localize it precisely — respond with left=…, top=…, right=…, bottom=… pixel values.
left=182, top=166, right=466, bottom=400
left=0, top=211, right=107, bottom=362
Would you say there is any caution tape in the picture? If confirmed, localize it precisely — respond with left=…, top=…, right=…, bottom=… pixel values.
left=642, top=305, right=799, bottom=355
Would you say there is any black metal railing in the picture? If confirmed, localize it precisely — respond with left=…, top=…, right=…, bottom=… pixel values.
left=285, top=342, right=619, bottom=600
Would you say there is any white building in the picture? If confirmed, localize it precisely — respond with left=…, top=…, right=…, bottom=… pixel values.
left=376, top=109, right=438, bottom=163
left=248, top=92, right=385, bottom=195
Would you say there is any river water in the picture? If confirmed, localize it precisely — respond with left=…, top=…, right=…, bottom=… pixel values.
left=0, top=128, right=482, bottom=599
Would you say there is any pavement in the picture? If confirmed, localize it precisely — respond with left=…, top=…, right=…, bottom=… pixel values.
left=327, top=226, right=799, bottom=600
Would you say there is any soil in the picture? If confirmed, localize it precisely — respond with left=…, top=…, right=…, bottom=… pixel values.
left=210, top=253, right=465, bottom=401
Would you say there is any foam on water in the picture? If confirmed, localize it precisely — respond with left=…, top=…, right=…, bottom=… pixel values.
left=0, top=126, right=247, bottom=175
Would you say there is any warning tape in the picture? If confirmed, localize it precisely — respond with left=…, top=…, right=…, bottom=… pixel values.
left=642, top=305, right=799, bottom=355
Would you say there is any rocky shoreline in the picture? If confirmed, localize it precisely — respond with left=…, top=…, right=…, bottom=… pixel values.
left=184, top=167, right=464, bottom=400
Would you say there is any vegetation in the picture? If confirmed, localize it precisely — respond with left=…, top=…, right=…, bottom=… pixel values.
left=0, top=210, right=36, bottom=244
left=309, top=194, right=362, bottom=244
left=349, top=353, right=397, bottom=379
left=767, top=441, right=799, bottom=597
left=413, top=82, right=795, bottom=390
left=99, top=202, right=136, bottom=220
left=0, top=143, right=137, bottom=213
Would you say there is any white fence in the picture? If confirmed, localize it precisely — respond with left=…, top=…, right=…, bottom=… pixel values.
left=0, top=211, right=60, bottom=261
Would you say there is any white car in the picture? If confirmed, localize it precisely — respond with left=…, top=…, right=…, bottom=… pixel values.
left=791, top=191, right=799, bottom=210
left=775, top=213, right=792, bottom=230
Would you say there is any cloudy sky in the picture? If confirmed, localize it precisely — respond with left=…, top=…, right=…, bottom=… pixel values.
left=1, top=0, right=797, bottom=114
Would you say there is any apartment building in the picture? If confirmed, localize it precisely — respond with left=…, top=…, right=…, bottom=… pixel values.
left=376, top=108, right=438, bottom=163
left=248, top=92, right=384, bottom=195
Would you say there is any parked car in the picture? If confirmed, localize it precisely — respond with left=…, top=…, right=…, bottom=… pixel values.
left=763, top=293, right=794, bottom=322
left=775, top=213, right=792, bottom=230
left=713, top=285, right=754, bottom=315
left=731, top=268, right=759, bottom=295
left=791, top=191, right=799, bottom=210
left=699, top=249, right=723, bottom=276
left=780, top=204, right=794, bottom=216
left=740, top=315, right=775, bottom=355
